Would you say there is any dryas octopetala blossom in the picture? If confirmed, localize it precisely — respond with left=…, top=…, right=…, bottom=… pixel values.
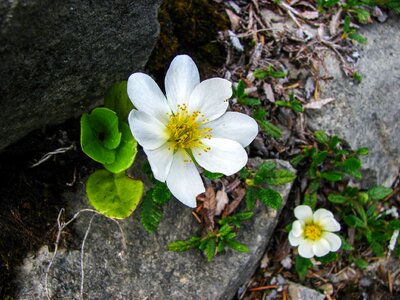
left=127, top=55, right=258, bottom=208
left=289, top=205, right=342, bottom=258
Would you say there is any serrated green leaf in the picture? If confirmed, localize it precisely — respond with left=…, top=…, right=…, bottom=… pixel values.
left=328, top=136, right=340, bottom=149
left=342, top=157, right=362, bottom=172
left=239, top=167, right=251, bottom=179
left=104, top=81, right=134, bottom=121
left=370, top=240, right=384, bottom=256
left=328, top=193, right=348, bottom=204
left=141, top=192, right=163, bottom=233
left=226, top=240, right=249, bottom=253
left=315, top=252, right=338, bottom=263
left=312, top=150, right=328, bottom=166
left=103, top=122, right=137, bottom=173
left=205, top=238, right=217, bottom=261
left=290, top=154, right=305, bottom=166
left=152, top=182, right=172, bottom=205
left=295, top=256, right=312, bottom=281
left=217, top=240, right=225, bottom=253
left=265, top=169, right=296, bottom=185
left=320, top=171, right=344, bottom=182
left=349, top=32, right=368, bottom=44
left=203, top=170, right=224, bottom=180
left=354, top=258, right=369, bottom=269
left=86, top=170, right=143, bottom=219
left=291, top=100, right=304, bottom=113
left=234, top=80, right=246, bottom=97
left=314, top=130, right=329, bottom=145
left=238, top=97, right=261, bottom=106
left=258, top=120, right=282, bottom=138
left=343, top=214, right=366, bottom=228
left=368, top=186, right=392, bottom=201
left=254, top=161, right=276, bottom=183
left=355, top=8, right=370, bottom=24
left=258, top=188, right=282, bottom=209
left=81, top=108, right=122, bottom=164
left=168, top=236, right=201, bottom=252
left=356, top=147, right=369, bottom=155
left=219, top=211, right=254, bottom=227
left=219, top=223, right=233, bottom=236
left=252, top=108, right=268, bottom=121
left=245, top=187, right=258, bottom=210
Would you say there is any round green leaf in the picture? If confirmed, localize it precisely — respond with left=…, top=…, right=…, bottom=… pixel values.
left=81, top=108, right=122, bottom=164
left=104, top=81, right=134, bottom=121
left=103, top=122, right=137, bottom=173
left=86, top=170, right=144, bottom=219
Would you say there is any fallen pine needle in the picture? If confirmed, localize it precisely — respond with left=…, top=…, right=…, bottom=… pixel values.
left=248, top=285, right=278, bottom=292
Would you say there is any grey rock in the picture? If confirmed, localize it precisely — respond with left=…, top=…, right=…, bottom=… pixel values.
left=306, top=15, right=400, bottom=187
left=287, top=282, right=325, bottom=300
left=0, top=0, right=162, bottom=150
left=15, top=158, right=295, bottom=300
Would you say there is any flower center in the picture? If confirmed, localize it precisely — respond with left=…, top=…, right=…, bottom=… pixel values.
left=304, top=223, right=323, bottom=241
left=166, top=104, right=212, bottom=152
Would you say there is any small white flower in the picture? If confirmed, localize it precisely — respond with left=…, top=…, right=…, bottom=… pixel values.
left=127, top=55, right=258, bottom=208
left=289, top=205, right=342, bottom=258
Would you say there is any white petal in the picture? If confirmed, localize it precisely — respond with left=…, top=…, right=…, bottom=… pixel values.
left=313, top=238, right=331, bottom=257
left=192, top=138, right=247, bottom=176
left=127, top=73, right=171, bottom=123
left=128, top=110, right=168, bottom=150
left=313, top=208, right=334, bottom=223
left=166, top=150, right=205, bottom=208
left=294, top=205, right=313, bottom=221
left=323, top=232, right=342, bottom=252
left=143, top=143, right=174, bottom=182
left=320, top=217, right=341, bottom=232
left=165, top=55, right=200, bottom=113
left=289, top=231, right=304, bottom=247
left=204, top=112, right=258, bottom=147
left=188, top=78, right=232, bottom=122
left=298, top=239, right=315, bottom=258
left=291, top=220, right=305, bottom=237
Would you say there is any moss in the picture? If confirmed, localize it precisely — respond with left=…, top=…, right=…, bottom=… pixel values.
left=147, top=0, right=229, bottom=82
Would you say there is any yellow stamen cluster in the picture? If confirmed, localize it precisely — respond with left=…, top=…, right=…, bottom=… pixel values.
left=304, top=222, right=323, bottom=241
left=166, top=104, right=212, bottom=154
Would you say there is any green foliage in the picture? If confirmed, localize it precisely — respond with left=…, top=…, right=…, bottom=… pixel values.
left=343, top=16, right=368, bottom=44
left=104, top=81, right=134, bottom=121
left=327, top=184, right=395, bottom=256
left=243, top=162, right=296, bottom=211
left=275, top=93, right=304, bottom=113
left=81, top=107, right=137, bottom=173
left=203, top=170, right=224, bottom=180
left=295, top=255, right=312, bottom=281
left=233, top=80, right=261, bottom=106
left=168, top=211, right=253, bottom=261
left=140, top=182, right=172, bottom=233
left=253, top=108, right=282, bottom=138
left=253, top=65, right=286, bottom=79
left=86, top=170, right=144, bottom=219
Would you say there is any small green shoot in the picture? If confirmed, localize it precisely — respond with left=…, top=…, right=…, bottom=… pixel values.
left=233, top=80, right=261, bottom=106
left=275, top=93, right=304, bottom=113
left=253, top=66, right=286, bottom=80
left=253, top=108, right=282, bottom=138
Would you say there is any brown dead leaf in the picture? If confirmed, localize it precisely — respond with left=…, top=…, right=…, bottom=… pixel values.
left=303, top=97, right=335, bottom=109
left=202, top=186, right=217, bottom=227
left=263, top=82, right=275, bottom=103
left=225, top=8, right=241, bottom=31
left=330, top=8, right=342, bottom=36
left=226, top=187, right=246, bottom=215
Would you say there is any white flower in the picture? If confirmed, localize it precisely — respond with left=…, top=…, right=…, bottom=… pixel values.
left=127, top=55, right=258, bottom=208
left=289, top=205, right=342, bottom=258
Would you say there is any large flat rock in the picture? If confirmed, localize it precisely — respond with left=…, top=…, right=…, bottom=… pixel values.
left=307, top=15, right=400, bottom=186
left=0, top=0, right=162, bottom=150
left=15, top=159, right=295, bottom=299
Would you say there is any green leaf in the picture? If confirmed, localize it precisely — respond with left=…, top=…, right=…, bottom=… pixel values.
left=103, top=122, right=137, bottom=173
left=104, top=81, right=134, bottom=121
left=328, top=193, right=348, bottom=204
left=203, top=170, right=224, bottom=180
left=219, top=223, right=234, bottom=236
left=290, top=100, right=304, bottom=113
left=86, top=170, right=144, bottom=219
left=340, top=236, right=354, bottom=251
left=225, top=240, right=249, bottom=253
left=349, top=32, right=368, bottom=44
left=258, top=120, right=282, bottom=138
left=389, top=220, right=400, bottom=230
left=295, top=256, right=312, bottom=281
left=258, top=188, right=282, bottom=209
left=315, top=252, right=338, bottom=263
left=234, top=80, right=246, bottom=97
left=328, top=136, right=340, bottom=149
left=141, top=192, right=163, bottom=233
left=343, top=214, right=366, bottom=228
left=219, top=211, right=254, bottom=228
left=217, top=240, right=225, bottom=253
left=81, top=108, right=122, bottom=164
left=368, top=186, right=392, bottom=201
left=356, top=147, right=369, bottom=155
left=265, top=169, right=297, bottom=186
left=168, top=236, right=201, bottom=252
left=238, top=97, right=261, bottom=106
left=254, top=161, right=276, bottom=184
left=354, top=258, right=369, bottom=270
left=320, top=171, right=344, bottom=182
left=342, top=157, right=362, bottom=179
left=370, top=240, right=384, bottom=256
left=152, top=182, right=172, bottom=205
left=254, top=66, right=286, bottom=79
left=303, top=192, right=317, bottom=208
left=314, top=130, right=329, bottom=145
left=312, top=150, right=328, bottom=166
left=355, top=8, right=370, bottom=24
left=205, top=238, right=217, bottom=261
left=290, top=154, right=305, bottom=166
left=245, top=187, right=258, bottom=210
left=252, top=108, right=267, bottom=121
